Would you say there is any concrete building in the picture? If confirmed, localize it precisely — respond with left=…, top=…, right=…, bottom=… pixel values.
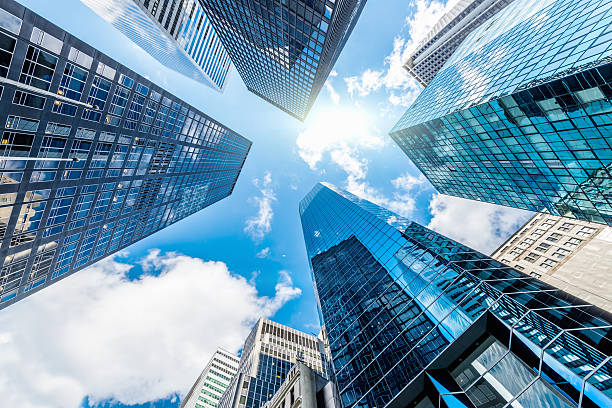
left=0, top=0, right=251, bottom=309
left=181, top=348, right=240, bottom=408
left=218, top=318, right=326, bottom=408
left=403, top=0, right=515, bottom=86
left=492, top=213, right=612, bottom=311
left=81, top=0, right=232, bottom=90
left=261, top=362, right=340, bottom=408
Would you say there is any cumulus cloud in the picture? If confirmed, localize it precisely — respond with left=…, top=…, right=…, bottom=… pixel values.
left=345, top=0, right=460, bottom=106
left=0, top=251, right=301, bottom=408
left=244, top=172, right=276, bottom=241
left=324, top=70, right=340, bottom=104
left=427, top=194, right=534, bottom=254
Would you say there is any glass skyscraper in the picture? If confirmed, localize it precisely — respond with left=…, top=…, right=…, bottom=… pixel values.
left=196, top=0, right=368, bottom=120
left=390, top=0, right=612, bottom=226
left=0, top=0, right=251, bottom=309
left=81, top=0, right=232, bottom=91
left=300, top=182, right=612, bottom=408
left=218, top=318, right=326, bottom=408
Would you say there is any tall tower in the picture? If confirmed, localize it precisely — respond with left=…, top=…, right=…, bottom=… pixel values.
left=0, top=0, right=251, bottom=309
left=218, top=318, right=326, bottom=408
left=181, top=348, right=241, bottom=408
left=300, top=182, right=612, bottom=408
left=80, top=0, right=232, bottom=90
left=390, top=0, right=612, bottom=226
left=403, top=0, right=516, bottom=87
left=196, top=0, right=368, bottom=120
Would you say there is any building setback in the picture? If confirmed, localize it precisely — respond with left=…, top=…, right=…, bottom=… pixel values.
left=299, top=182, right=612, bottom=408
left=181, top=348, right=241, bottom=408
left=492, top=213, right=612, bottom=311
left=218, top=318, right=326, bottom=408
left=80, top=0, right=232, bottom=90
left=390, top=0, right=612, bottom=226
left=403, top=0, right=516, bottom=87
left=196, top=0, right=368, bottom=120
left=0, top=0, right=251, bottom=309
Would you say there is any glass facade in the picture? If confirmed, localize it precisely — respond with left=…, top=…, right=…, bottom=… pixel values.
left=81, top=0, right=232, bottom=91
left=390, top=0, right=612, bottom=226
left=300, top=182, right=612, bottom=408
left=196, top=0, right=367, bottom=120
left=0, top=0, right=251, bottom=309
left=218, top=318, right=326, bottom=408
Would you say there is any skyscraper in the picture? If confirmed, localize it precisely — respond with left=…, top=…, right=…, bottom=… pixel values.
left=390, top=0, right=612, bottom=226
left=492, top=213, right=612, bottom=311
left=80, top=0, right=232, bottom=90
left=0, top=0, right=251, bottom=309
left=196, top=0, right=368, bottom=120
left=300, top=182, right=612, bottom=408
left=403, top=0, right=516, bottom=86
left=218, top=318, right=326, bottom=408
left=181, top=348, right=241, bottom=408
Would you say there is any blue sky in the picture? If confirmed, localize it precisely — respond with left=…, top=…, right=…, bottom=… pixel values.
left=0, top=1, right=533, bottom=407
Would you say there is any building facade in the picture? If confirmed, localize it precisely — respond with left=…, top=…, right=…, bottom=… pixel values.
left=261, top=362, right=340, bottom=408
left=181, top=348, right=241, bottom=408
left=196, top=0, right=368, bottom=120
left=0, top=0, right=251, bottom=309
left=300, top=182, right=611, bottom=408
left=403, top=0, right=515, bottom=86
left=218, top=318, right=326, bottom=408
left=492, top=213, right=612, bottom=311
left=80, top=0, right=232, bottom=90
left=390, top=0, right=612, bottom=226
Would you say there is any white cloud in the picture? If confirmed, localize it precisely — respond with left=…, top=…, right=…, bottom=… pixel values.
left=256, top=247, right=271, bottom=258
left=344, top=0, right=460, bottom=106
left=0, top=251, right=301, bottom=408
left=244, top=172, right=276, bottom=241
left=427, top=194, right=534, bottom=254
left=324, top=70, right=340, bottom=104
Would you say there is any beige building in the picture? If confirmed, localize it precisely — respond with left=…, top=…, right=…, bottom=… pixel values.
left=492, top=213, right=612, bottom=311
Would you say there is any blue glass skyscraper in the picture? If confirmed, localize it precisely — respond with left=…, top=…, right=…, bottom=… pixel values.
left=196, top=0, right=368, bottom=120
left=81, top=0, right=232, bottom=91
left=0, top=0, right=251, bottom=309
left=390, top=0, right=612, bottom=226
left=300, top=182, right=612, bottom=408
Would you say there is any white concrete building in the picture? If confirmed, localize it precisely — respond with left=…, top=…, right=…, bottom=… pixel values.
left=181, top=348, right=240, bottom=408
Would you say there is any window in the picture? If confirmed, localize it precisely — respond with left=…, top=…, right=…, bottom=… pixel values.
left=109, top=85, right=130, bottom=116
left=577, top=226, right=596, bottom=237
left=552, top=248, right=570, bottom=259
left=67, top=47, right=93, bottom=69
left=13, top=90, right=45, bottom=109
left=82, top=75, right=112, bottom=122
left=531, top=228, right=545, bottom=237
left=0, top=31, right=16, bottom=77
left=524, top=252, right=539, bottom=263
left=0, top=131, right=34, bottom=155
left=564, top=238, right=582, bottom=249
left=52, top=62, right=88, bottom=116
left=534, top=243, right=550, bottom=252
left=519, top=238, right=534, bottom=247
left=6, top=115, right=39, bottom=132
left=118, top=73, right=134, bottom=89
left=96, top=61, right=115, bottom=80
left=510, top=247, right=524, bottom=256
left=546, top=233, right=561, bottom=243
left=20, top=45, right=57, bottom=90
left=540, top=259, right=557, bottom=270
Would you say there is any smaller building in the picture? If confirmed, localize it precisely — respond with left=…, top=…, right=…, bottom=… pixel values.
left=180, top=348, right=240, bottom=408
left=403, top=0, right=515, bottom=86
left=261, top=362, right=340, bottom=408
left=492, top=213, right=612, bottom=311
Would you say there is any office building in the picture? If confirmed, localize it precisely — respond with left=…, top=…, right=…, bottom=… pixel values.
left=218, top=318, right=326, bottom=408
left=390, top=0, right=612, bottom=226
left=0, top=0, right=251, bottom=309
left=197, top=0, right=368, bottom=120
left=261, top=362, right=340, bottom=408
left=181, top=348, right=241, bottom=408
left=299, top=182, right=611, bottom=408
left=81, top=0, right=232, bottom=90
left=492, top=213, right=612, bottom=311
left=403, top=0, right=515, bottom=87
